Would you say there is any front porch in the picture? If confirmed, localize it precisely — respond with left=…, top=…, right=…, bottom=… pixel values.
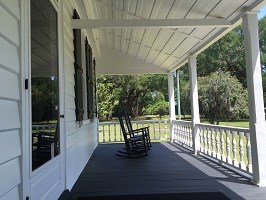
left=70, top=142, right=266, bottom=200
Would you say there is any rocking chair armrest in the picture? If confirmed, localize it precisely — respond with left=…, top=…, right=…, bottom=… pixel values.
left=130, top=127, right=149, bottom=133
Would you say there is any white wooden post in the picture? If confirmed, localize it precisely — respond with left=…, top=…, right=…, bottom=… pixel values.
left=176, top=70, right=181, bottom=120
left=189, top=56, right=200, bottom=154
left=243, top=12, right=266, bottom=186
left=168, top=72, right=176, bottom=141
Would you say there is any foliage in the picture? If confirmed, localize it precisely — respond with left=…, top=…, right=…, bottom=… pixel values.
left=199, top=71, right=248, bottom=124
left=32, top=77, right=58, bottom=123
left=179, top=71, right=248, bottom=124
left=181, top=17, right=266, bottom=87
left=97, top=74, right=168, bottom=120
left=143, top=92, right=169, bottom=118
left=259, top=17, right=266, bottom=70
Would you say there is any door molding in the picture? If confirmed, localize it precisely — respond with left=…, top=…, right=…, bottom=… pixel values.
left=21, top=0, right=66, bottom=199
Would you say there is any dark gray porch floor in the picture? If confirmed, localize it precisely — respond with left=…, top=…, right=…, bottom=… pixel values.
left=70, top=143, right=266, bottom=200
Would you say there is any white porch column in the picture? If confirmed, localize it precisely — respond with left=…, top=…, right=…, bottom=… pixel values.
left=176, top=70, right=181, bottom=120
left=168, top=72, right=176, bottom=141
left=189, top=56, right=200, bottom=154
left=243, top=12, right=266, bottom=186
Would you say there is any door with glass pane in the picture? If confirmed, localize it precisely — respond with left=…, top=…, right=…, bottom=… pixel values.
left=31, top=0, right=60, bottom=171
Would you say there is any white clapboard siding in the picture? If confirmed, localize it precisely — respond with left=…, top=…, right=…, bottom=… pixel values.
left=0, top=0, right=20, bottom=20
left=0, top=2, right=21, bottom=200
left=0, top=130, right=21, bottom=165
left=0, top=186, right=20, bottom=200
left=0, top=100, right=20, bottom=130
left=0, top=68, right=20, bottom=100
left=64, top=0, right=98, bottom=189
left=66, top=123, right=98, bottom=188
left=0, top=158, right=21, bottom=198
left=0, top=37, right=20, bottom=73
left=65, top=108, right=76, bottom=122
left=0, top=5, right=19, bottom=46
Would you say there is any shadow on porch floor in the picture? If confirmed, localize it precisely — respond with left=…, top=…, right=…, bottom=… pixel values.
left=69, top=143, right=266, bottom=200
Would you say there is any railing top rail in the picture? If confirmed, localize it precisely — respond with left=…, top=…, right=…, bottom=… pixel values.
left=99, top=119, right=169, bottom=125
left=32, top=124, right=57, bottom=128
left=98, top=121, right=120, bottom=125
left=172, top=120, right=191, bottom=124
left=196, top=123, right=249, bottom=132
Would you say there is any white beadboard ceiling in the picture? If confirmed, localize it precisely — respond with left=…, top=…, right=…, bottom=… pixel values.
left=74, top=0, right=266, bottom=75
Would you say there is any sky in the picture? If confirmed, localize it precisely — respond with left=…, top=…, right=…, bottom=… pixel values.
left=258, top=5, right=266, bottom=19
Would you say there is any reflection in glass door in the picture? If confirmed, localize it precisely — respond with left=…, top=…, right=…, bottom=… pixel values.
left=31, top=0, right=60, bottom=170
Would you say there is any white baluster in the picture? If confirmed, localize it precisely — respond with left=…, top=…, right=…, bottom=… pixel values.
left=108, top=124, right=111, bottom=142
left=185, top=124, right=188, bottom=145
left=114, top=124, right=117, bottom=142
left=199, top=127, right=203, bottom=152
left=226, top=130, right=232, bottom=164
left=232, top=131, right=239, bottom=167
left=153, top=121, right=156, bottom=141
left=190, top=124, right=193, bottom=147
left=164, top=120, right=167, bottom=139
left=211, top=128, right=216, bottom=157
left=239, top=131, right=245, bottom=170
left=204, top=128, right=208, bottom=154
left=216, top=129, right=221, bottom=160
left=103, top=125, right=105, bottom=143
left=221, top=129, right=226, bottom=162
left=245, top=132, right=253, bottom=173
left=120, top=126, right=123, bottom=142
left=207, top=128, right=212, bottom=155
left=178, top=123, right=182, bottom=143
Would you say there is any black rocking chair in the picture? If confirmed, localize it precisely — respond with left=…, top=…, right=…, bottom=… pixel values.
left=116, top=110, right=149, bottom=158
left=123, top=109, right=152, bottom=148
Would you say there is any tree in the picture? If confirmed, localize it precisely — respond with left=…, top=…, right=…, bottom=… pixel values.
left=198, top=70, right=248, bottom=124
left=145, top=101, right=169, bottom=119
left=32, top=77, right=58, bottom=123
left=181, top=17, right=266, bottom=87
left=143, top=92, right=169, bottom=118
left=97, top=74, right=168, bottom=120
left=259, top=16, right=266, bottom=69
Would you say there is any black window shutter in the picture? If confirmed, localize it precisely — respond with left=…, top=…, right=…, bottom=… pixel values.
left=85, top=39, right=95, bottom=119
left=73, top=9, right=84, bottom=121
left=93, top=59, right=97, bottom=117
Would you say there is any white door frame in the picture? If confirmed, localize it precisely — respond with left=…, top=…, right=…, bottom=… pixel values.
left=21, top=0, right=66, bottom=199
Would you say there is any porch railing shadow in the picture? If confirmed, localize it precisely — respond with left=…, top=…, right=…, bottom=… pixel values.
left=99, top=119, right=253, bottom=180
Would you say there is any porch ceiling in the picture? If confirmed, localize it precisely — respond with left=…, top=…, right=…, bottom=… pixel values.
left=74, top=0, right=266, bottom=75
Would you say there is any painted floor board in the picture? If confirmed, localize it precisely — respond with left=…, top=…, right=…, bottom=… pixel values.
left=70, top=143, right=266, bottom=200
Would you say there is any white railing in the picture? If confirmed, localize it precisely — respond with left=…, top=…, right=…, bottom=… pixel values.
left=98, top=119, right=170, bottom=143
left=197, top=123, right=252, bottom=175
left=172, top=120, right=193, bottom=150
left=172, top=120, right=252, bottom=176
left=32, top=124, right=57, bottom=133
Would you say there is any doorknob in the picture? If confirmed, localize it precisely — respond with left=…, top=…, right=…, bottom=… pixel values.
left=60, top=114, right=64, bottom=118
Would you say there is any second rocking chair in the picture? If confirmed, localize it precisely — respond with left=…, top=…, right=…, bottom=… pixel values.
left=115, top=110, right=149, bottom=158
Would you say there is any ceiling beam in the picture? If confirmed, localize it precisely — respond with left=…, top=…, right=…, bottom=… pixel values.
left=72, top=18, right=233, bottom=29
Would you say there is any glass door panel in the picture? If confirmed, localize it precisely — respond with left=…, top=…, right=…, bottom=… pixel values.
left=31, top=0, right=59, bottom=170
